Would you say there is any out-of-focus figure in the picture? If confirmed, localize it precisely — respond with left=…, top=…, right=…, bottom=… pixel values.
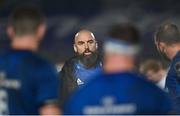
left=63, top=23, right=172, bottom=115
left=154, top=22, right=180, bottom=114
left=0, top=6, right=60, bottom=115
left=59, top=30, right=102, bottom=107
left=56, top=62, right=64, bottom=72
left=140, top=59, right=167, bottom=89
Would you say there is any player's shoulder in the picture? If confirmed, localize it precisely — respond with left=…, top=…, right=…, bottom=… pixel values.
left=173, top=60, right=180, bottom=77
left=29, top=54, right=56, bottom=73
left=9, top=49, right=54, bottom=69
left=1, top=49, right=47, bottom=63
left=127, top=73, right=168, bottom=97
left=65, top=56, right=78, bottom=64
left=93, top=72, right=146, bottom=84
left=169, top=51, right=180, bottom=75
left=172, top=51, right=180, bottom=64
left=77, top=72, right=164, bottom=95
left=62, top=56, right=78, bottom=69
left=125, top=72, right=164, bottom=90
left=30, top=54, right=51, bottom=66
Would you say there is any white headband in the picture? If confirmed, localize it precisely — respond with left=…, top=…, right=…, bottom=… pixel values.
left=104, top=39, right=140, bottom=56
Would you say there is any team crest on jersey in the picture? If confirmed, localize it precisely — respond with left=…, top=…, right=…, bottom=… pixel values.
left=83, top=96, right=136, bottom=114
left=175, top=61, right=180, bottom=77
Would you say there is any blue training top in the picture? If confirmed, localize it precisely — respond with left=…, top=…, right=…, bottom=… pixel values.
left=74, top=61, right=102, bottom=86
left=0, top=49, right=59, bottom=115
left=64, top=72, right=172, bottom=115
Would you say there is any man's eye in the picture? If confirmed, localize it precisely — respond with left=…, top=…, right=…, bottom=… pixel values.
left=77, top=41, right=84, bottom=45
left=88, top=40, right=95, bottom=44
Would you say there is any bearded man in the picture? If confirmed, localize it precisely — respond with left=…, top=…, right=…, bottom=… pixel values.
left=59, top=30, right=102, bottom=107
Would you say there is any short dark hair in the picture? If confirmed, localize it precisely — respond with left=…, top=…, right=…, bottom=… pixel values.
left=108, top=23, right=140, bottom=45
left=140, top=59, right=163, bottom=74
left=154, top=22, right=180, bottom=45
left=9, top=6, right=44, bottom=36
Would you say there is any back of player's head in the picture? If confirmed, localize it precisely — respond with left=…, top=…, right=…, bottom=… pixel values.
left=154, top=22, right=180, bottom=45
left=8, top=6, right=44, bottom=36
left=104, top=23, right=140, bottom=56
left=108, top=23, right=140, bottom=45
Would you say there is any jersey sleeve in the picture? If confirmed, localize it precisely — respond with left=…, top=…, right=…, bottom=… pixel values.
left=34, top=62, right=59, bottom=107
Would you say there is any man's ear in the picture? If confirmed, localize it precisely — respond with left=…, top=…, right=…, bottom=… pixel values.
left=7, top=26, right=14, bottom=39
left=159, top=42, right=166, bottom=51
left=73, top=44, right=77, bottom=52
left=37, top=24, right=46, bottom=41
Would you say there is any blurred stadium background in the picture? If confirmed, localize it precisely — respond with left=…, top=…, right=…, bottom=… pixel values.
left=0, top=0, right=180, bottom=64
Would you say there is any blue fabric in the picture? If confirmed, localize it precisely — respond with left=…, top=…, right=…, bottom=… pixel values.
left=165, top=51, right=180, bottom=113
left=64, top=72, right=172, bottom=114
left=74, top=61, right=102, bottom=86
left=0, top=49, right=59, bottom=115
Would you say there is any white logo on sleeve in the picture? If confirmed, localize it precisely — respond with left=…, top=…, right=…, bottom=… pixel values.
left=77, top=78, right=84, bottom=85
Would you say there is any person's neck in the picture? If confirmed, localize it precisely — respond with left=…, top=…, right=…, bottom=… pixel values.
left=168, top=44, right=180, bottom=60
left=104, top=60, right=135, bottom=74
left=11, top=35, right=39, bottom=52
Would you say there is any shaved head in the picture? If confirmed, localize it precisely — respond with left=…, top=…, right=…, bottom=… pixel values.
left=74, top=30, right=95, bottom=43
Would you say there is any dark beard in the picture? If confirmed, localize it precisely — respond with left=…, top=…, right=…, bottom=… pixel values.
left=78, top=49, right=98, bottom=68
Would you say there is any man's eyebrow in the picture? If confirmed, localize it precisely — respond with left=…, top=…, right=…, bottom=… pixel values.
left=87, top=40, right=94, bottom=42
left=77, top=41, right=84, bottom=43
left=78, top=41, right=84, bottom=43
left=76, top=39, right=95, bottom=43
left=77, top=40, right=84, bottom=42
left=88, top=39, right=93, bottom=41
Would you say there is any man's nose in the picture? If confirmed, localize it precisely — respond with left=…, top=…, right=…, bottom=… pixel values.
left=84, top=42, right=89, bottom=49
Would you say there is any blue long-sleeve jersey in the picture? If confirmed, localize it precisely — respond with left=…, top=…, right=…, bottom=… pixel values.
left=64, top=72, right=172, bottom=115
left=0, top=49, right=59, bottom=115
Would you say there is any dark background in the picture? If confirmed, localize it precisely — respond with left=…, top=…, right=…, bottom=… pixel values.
left=0, top=0, right=180, bottom=64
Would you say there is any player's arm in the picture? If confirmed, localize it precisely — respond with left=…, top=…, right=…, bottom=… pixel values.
left=35, top=63, right=61, bottom=115
left=59, top=61, right=74, bottom=107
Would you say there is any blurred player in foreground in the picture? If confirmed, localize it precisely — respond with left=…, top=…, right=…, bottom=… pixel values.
left=63, top=23, right=172, bottom=114
left=0, top=6, right=60, bottom=115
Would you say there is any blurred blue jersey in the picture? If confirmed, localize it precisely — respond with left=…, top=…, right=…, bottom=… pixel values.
left=64, top=72, right=172, bottom=115
left=166, top=51, right=180, bottom=113
left=0, top=49, right=59, bottom=115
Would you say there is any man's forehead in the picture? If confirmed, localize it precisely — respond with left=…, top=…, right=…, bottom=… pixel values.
left=74, top=31, right=95, bottom=42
